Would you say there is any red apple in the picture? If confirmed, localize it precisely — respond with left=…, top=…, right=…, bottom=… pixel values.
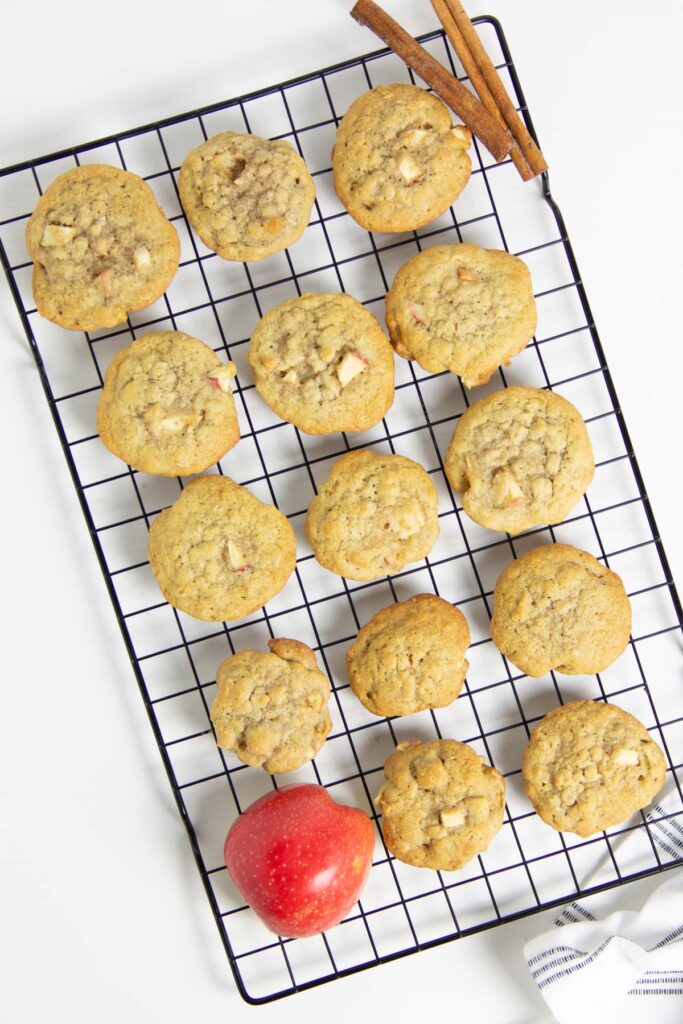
left=224, top=784, right=375, bottom=938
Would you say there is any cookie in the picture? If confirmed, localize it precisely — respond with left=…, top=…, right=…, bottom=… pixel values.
left=444, top=386, right=595, bottom=535
left=248, top=292, right=395, bottom=434
left=25, top=164, right=179, bottom=331
left=375, top=739, right=505, bottom=870
left=179, top=131, right=315, bottom=261
left=305, top=450, right=439, bottom=581
left=385, top=243, right=537, bottom=387
left=332, top=83, right=472, bottom=233
left=210, top=638, right=332, bottom=774
left=148, top=475, right=296, bottom=621
left=347, top=594, right=470, bottom=717
left=97, top=330, right=240, bottom=477
left=522, top=700, right=666, bottom=837
left=491, top=544, right=632, bottom=677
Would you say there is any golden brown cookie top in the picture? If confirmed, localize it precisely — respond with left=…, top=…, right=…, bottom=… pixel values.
left=26, top=164, right=179, bottom=331
left=347, top=594, right=470, bottom=717
left=445, top=385, right=595, bottom=535
left=305, top=450, right=440, bottom=581
left=333, top=83, right=471, bottom=233
left=376, top=739, right=505, bottom=870
left=491, top=544, right=632, bottom=677
left=522, top=700, right=666, bottom=837
left=179, top=131, right=315, bottom=261
left=385, top=243, right=537, bottom=387
left=248, top=292, right=395, bottom=434
left=148, top=475, right=296, bottom=622
left=210, top=638, right=332, bottom=774
left=97, top=330, right=240, bottom=477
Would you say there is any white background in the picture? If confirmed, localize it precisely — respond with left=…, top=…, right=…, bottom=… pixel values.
left=1, top=2, right=682, bottom=1022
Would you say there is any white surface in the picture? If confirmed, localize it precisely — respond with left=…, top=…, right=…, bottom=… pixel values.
left=1, top=2, right=682, bottom=1022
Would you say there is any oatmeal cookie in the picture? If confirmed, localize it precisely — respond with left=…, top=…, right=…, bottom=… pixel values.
left=248, top=292, right=394, bottom=434
left=491, top=544, right=632, bottom=677
left=385, top=243, right=537, bottom=387
left=26, top=164, right=180, bottom=331
left=332, top=83, right=471, bottom=233
left=179, top=131, right=315, bottom=261
left=376, top=739, right=505, bottom=870
left=97, top=330, right=239, bottom=476
left=148, top=475, right=296, bottom=621
left=305, top=450, right=439, bottom=581
left=522, top=700, right=666, bottom=837
left=347, top=594, right=470, bottom=717
left=444, top=386, right=595, bottom=534
left=210, top=638, right=332, bottom=774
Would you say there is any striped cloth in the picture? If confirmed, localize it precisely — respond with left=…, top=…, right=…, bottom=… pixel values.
left=524, top=807, right=683, bottom=1023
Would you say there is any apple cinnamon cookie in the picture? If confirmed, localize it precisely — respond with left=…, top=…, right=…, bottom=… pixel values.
left=444, top=386, right=595, bottom=535
left=332, top=83, right=472, bottom=233
left=522, top=700, right=666, bottom=837
left=97, top=330, right=239, bottom=477
left=210, top=638, right=332, bottom=774
left=248, top=292, right=395, bottom=434
left=491, top=544, right=632, bottom=677
left=26, top=164, right=179, bottom=332
left=148, top=475, right=296, bottom=621
left=385, top=243, right=537, bottom=387
left=305, top=450, right=439, bottom=581
left=179, top=131, right=315, bottom=261
left=347, top=594, right=470, bottom=717
left=376, top=739, right=505, bottom=870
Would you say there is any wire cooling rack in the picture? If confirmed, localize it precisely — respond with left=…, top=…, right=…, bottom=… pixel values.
left=2, top=16, right=683, bottom=1006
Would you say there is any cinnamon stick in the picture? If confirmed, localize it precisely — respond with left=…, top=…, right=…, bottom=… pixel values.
left=429, top=0, right=535, bottom=180
left=441, top=0, right=547, bottom=177
left=350, top=0, right=513, bottom=162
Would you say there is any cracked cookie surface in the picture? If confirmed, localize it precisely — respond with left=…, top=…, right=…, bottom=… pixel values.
left=491, top=544, right=631, bottom=677
left=522, top=700, right=666, bottom=837
left=26, top=164, right=180, bottom=332
left=385, top=243, right=537, bottom=387
left=347, top=594, right=470, bottom=717
left=332, top=83, right=471, bottom=233
left=305, top=450, right=439, bottom=581
left=248, top=292, right=395, bottom=434
left=210, top=638, right=332, bottom=773
left=376, top=739, right=505, bottom=870
left=179, top=131, right=315, bottom=261
left=97, top=330, right=240, bottom=476
left=444, top=386, right=595, bottom=535
left=148, top=475, right=296, bottom=621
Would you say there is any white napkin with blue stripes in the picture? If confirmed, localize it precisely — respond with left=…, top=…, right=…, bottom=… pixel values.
left=524, top=806, right=683, bottom=1024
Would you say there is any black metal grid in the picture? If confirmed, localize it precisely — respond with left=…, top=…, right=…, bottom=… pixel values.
left=1, top=16, right=682, bottom=1005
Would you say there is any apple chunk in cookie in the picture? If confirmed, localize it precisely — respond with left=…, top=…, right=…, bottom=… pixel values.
left=248, top=292, right=395, bottom=434
left=206, top=363, right=237, bottom=393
